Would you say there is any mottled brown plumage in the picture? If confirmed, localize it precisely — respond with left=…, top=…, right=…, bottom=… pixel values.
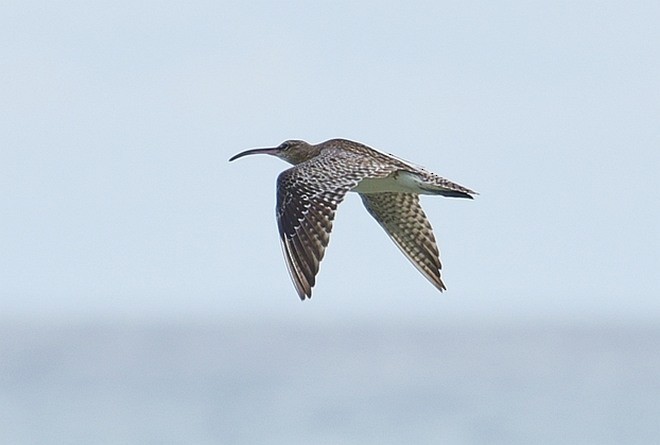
left=229, top=138, right=476, bottom=300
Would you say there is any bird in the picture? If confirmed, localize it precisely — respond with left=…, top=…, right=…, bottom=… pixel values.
left=229, top=138, right=477, bottom=300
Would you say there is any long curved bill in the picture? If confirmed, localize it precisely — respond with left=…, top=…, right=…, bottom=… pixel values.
left=228, top=147, right=279, bottom=162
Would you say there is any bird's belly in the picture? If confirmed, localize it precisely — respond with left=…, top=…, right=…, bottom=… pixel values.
left=352, top=171, right=428, bottom=194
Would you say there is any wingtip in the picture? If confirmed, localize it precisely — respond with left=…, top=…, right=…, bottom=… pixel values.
left=296, top=287, right=313, bottom=301
left=293, top=285, right=312, bottom=301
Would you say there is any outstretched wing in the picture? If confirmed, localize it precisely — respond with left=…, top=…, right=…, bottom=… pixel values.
left=359, top=192, right=446, bottom=292
left=276, top=151, right=383, bottom=299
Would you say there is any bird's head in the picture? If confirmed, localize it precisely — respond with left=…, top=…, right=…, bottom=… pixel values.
left=229, top=140, right=321, bottom=165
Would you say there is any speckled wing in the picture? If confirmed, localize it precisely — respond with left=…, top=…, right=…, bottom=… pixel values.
left=276, top=151, right=381, bottom=300
left=360, top=192, right=446, bottom=292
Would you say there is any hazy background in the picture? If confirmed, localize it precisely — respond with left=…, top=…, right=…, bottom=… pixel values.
left=2, top=0, right=659, bottom=323
left=1, top=1, right=659, bottom=443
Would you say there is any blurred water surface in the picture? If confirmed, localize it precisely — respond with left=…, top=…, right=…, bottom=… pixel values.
left=1, top=319, right=658, bottom=444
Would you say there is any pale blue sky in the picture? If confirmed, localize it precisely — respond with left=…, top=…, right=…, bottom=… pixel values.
left=2, top=0, right=658, bottom=323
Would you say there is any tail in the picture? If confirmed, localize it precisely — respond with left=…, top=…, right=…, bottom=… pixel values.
left=425, top=188, right=475, bottom=199
left=420, top=182, right=477, bottom=199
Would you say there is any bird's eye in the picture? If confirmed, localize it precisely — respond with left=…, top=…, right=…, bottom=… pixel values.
left=279, top=142, right=290, bottom=150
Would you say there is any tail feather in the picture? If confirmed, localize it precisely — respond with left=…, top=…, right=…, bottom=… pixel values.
left=421, top=186, right=475, bottom=199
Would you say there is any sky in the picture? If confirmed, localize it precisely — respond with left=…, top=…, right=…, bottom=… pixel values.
left=1, top=0, right=659, bottom=324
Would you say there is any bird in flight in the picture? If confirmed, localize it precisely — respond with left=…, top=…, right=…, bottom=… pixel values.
left=229, top=138, right=476, bottom=300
